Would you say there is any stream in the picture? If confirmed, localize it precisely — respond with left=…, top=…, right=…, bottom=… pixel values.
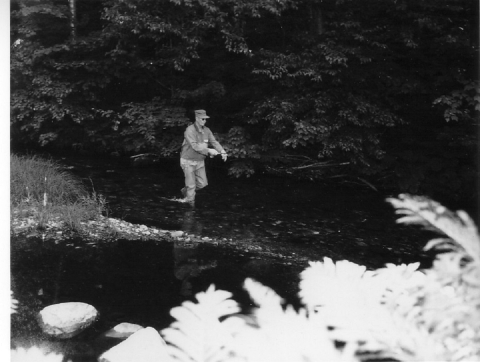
left=11, top=153, right=440, bottom=361
left=49, top=154, right=435, bottom=267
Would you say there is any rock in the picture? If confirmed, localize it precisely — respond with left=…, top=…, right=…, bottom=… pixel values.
left=37, top=302, right=99, bottom=339
left=98, top=327, right=171, bottom=362
left=103, top=323, right=144, bottom=339
left=131, top=154, right=159, bottom=167
left=170, top=231, right=184, bottom=238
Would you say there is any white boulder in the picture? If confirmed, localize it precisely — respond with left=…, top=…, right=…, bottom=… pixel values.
left=37, top=302, right=99, bottom=339
left=99, top=327, right=172, bottom=362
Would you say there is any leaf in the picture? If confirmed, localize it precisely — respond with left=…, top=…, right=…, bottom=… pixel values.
left=11, top=347, right=64, bottom=362
left=243, top=277, right=284, bottom=310
left=387, top=194, right=480, bottom=264
left=161, top=284, right=240, bottom=362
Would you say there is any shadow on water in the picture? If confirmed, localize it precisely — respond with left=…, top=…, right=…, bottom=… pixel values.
left=11, top=235, right=301, bottom=361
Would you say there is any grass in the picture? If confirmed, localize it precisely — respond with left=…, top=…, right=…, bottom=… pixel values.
left=11, top=154, right=107, bottom=232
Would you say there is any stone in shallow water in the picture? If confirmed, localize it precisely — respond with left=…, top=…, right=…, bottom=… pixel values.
left=103, top=323, right=144, bottom=339
left=37, top=302, right=99, bottom=339
left=99, top=327, right=171, bottom=362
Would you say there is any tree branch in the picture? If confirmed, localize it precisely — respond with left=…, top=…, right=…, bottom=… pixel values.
left=291, top=162, right=350, bottom=170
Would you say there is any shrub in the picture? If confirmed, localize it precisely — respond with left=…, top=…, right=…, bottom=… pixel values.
left=11, top=154, right=87, bottom=206
left=10, top=154, right=106, bottom=231
left=52, top=193, right=107, bottom=232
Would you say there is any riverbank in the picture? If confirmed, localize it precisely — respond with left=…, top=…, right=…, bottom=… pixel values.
left=10, top=208, right=320, bottom=270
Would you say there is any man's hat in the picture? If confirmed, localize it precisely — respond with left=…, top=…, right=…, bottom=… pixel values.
left=194, top=109, right=210, bottom=118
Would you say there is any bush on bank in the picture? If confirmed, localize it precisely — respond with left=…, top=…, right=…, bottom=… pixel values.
left=10, top=154, right=107, bottom=232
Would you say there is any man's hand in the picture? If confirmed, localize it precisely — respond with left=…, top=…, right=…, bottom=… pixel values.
left=207, top=148, right=219, bottom=157
left=221, top=152, right=228, bottom=161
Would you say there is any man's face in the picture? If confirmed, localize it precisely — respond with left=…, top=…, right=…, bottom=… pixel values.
left=196, top=116, right=207, bottom=127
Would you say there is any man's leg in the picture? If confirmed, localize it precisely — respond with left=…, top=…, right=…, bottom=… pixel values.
left=194, top=166, right=208, bottom=191
left=181, top=164, right=197, bottom=202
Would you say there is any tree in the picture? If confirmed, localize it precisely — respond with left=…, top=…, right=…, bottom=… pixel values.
left=10, top=0, right=479, bottom=200
left=10, top=0, right=293, bottom=154
left=229, top=0, right=478, bottom=200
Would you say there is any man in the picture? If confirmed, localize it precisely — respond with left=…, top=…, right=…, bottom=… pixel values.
left=180, top=109, right=228, bottom=205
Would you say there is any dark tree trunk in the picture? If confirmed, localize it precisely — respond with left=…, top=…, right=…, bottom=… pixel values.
left=69, top=0, right=76, bottom=40
left=309, top=2, right=324, bottom=36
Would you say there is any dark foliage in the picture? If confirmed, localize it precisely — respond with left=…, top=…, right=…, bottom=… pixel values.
left=10, top=0, right=479, bottom=201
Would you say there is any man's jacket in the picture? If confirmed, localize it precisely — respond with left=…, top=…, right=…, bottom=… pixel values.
left=180, top=123, right=225, bottom=161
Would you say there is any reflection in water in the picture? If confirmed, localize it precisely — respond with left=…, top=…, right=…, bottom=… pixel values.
left=11, top=237, right=252, bottom=361
left=181, top=210, right=203, bottom=236
left=173, top=243, right=199, bottom=297
left=53, top=256, right=64, bottom=304
left=173, top=241, right=218, bottom=297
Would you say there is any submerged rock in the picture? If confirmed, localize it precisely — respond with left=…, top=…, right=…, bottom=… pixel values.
left=103, top=322, right=144, bottom=339
left=99, top=327, right=171, bottom=362
left=37, top=302, right=99, bottom=339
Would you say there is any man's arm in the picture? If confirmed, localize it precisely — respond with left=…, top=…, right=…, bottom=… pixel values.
left=207, top=130, right=228, bottom=161
left=184, top=127, right=209, bottom=156
left=207, top=130, right=226, bottom=154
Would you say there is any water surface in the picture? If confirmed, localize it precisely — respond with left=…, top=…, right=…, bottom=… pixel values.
left=11, top=154, right=437, bottom=361
left=55, top=155, right=432, bottom=268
